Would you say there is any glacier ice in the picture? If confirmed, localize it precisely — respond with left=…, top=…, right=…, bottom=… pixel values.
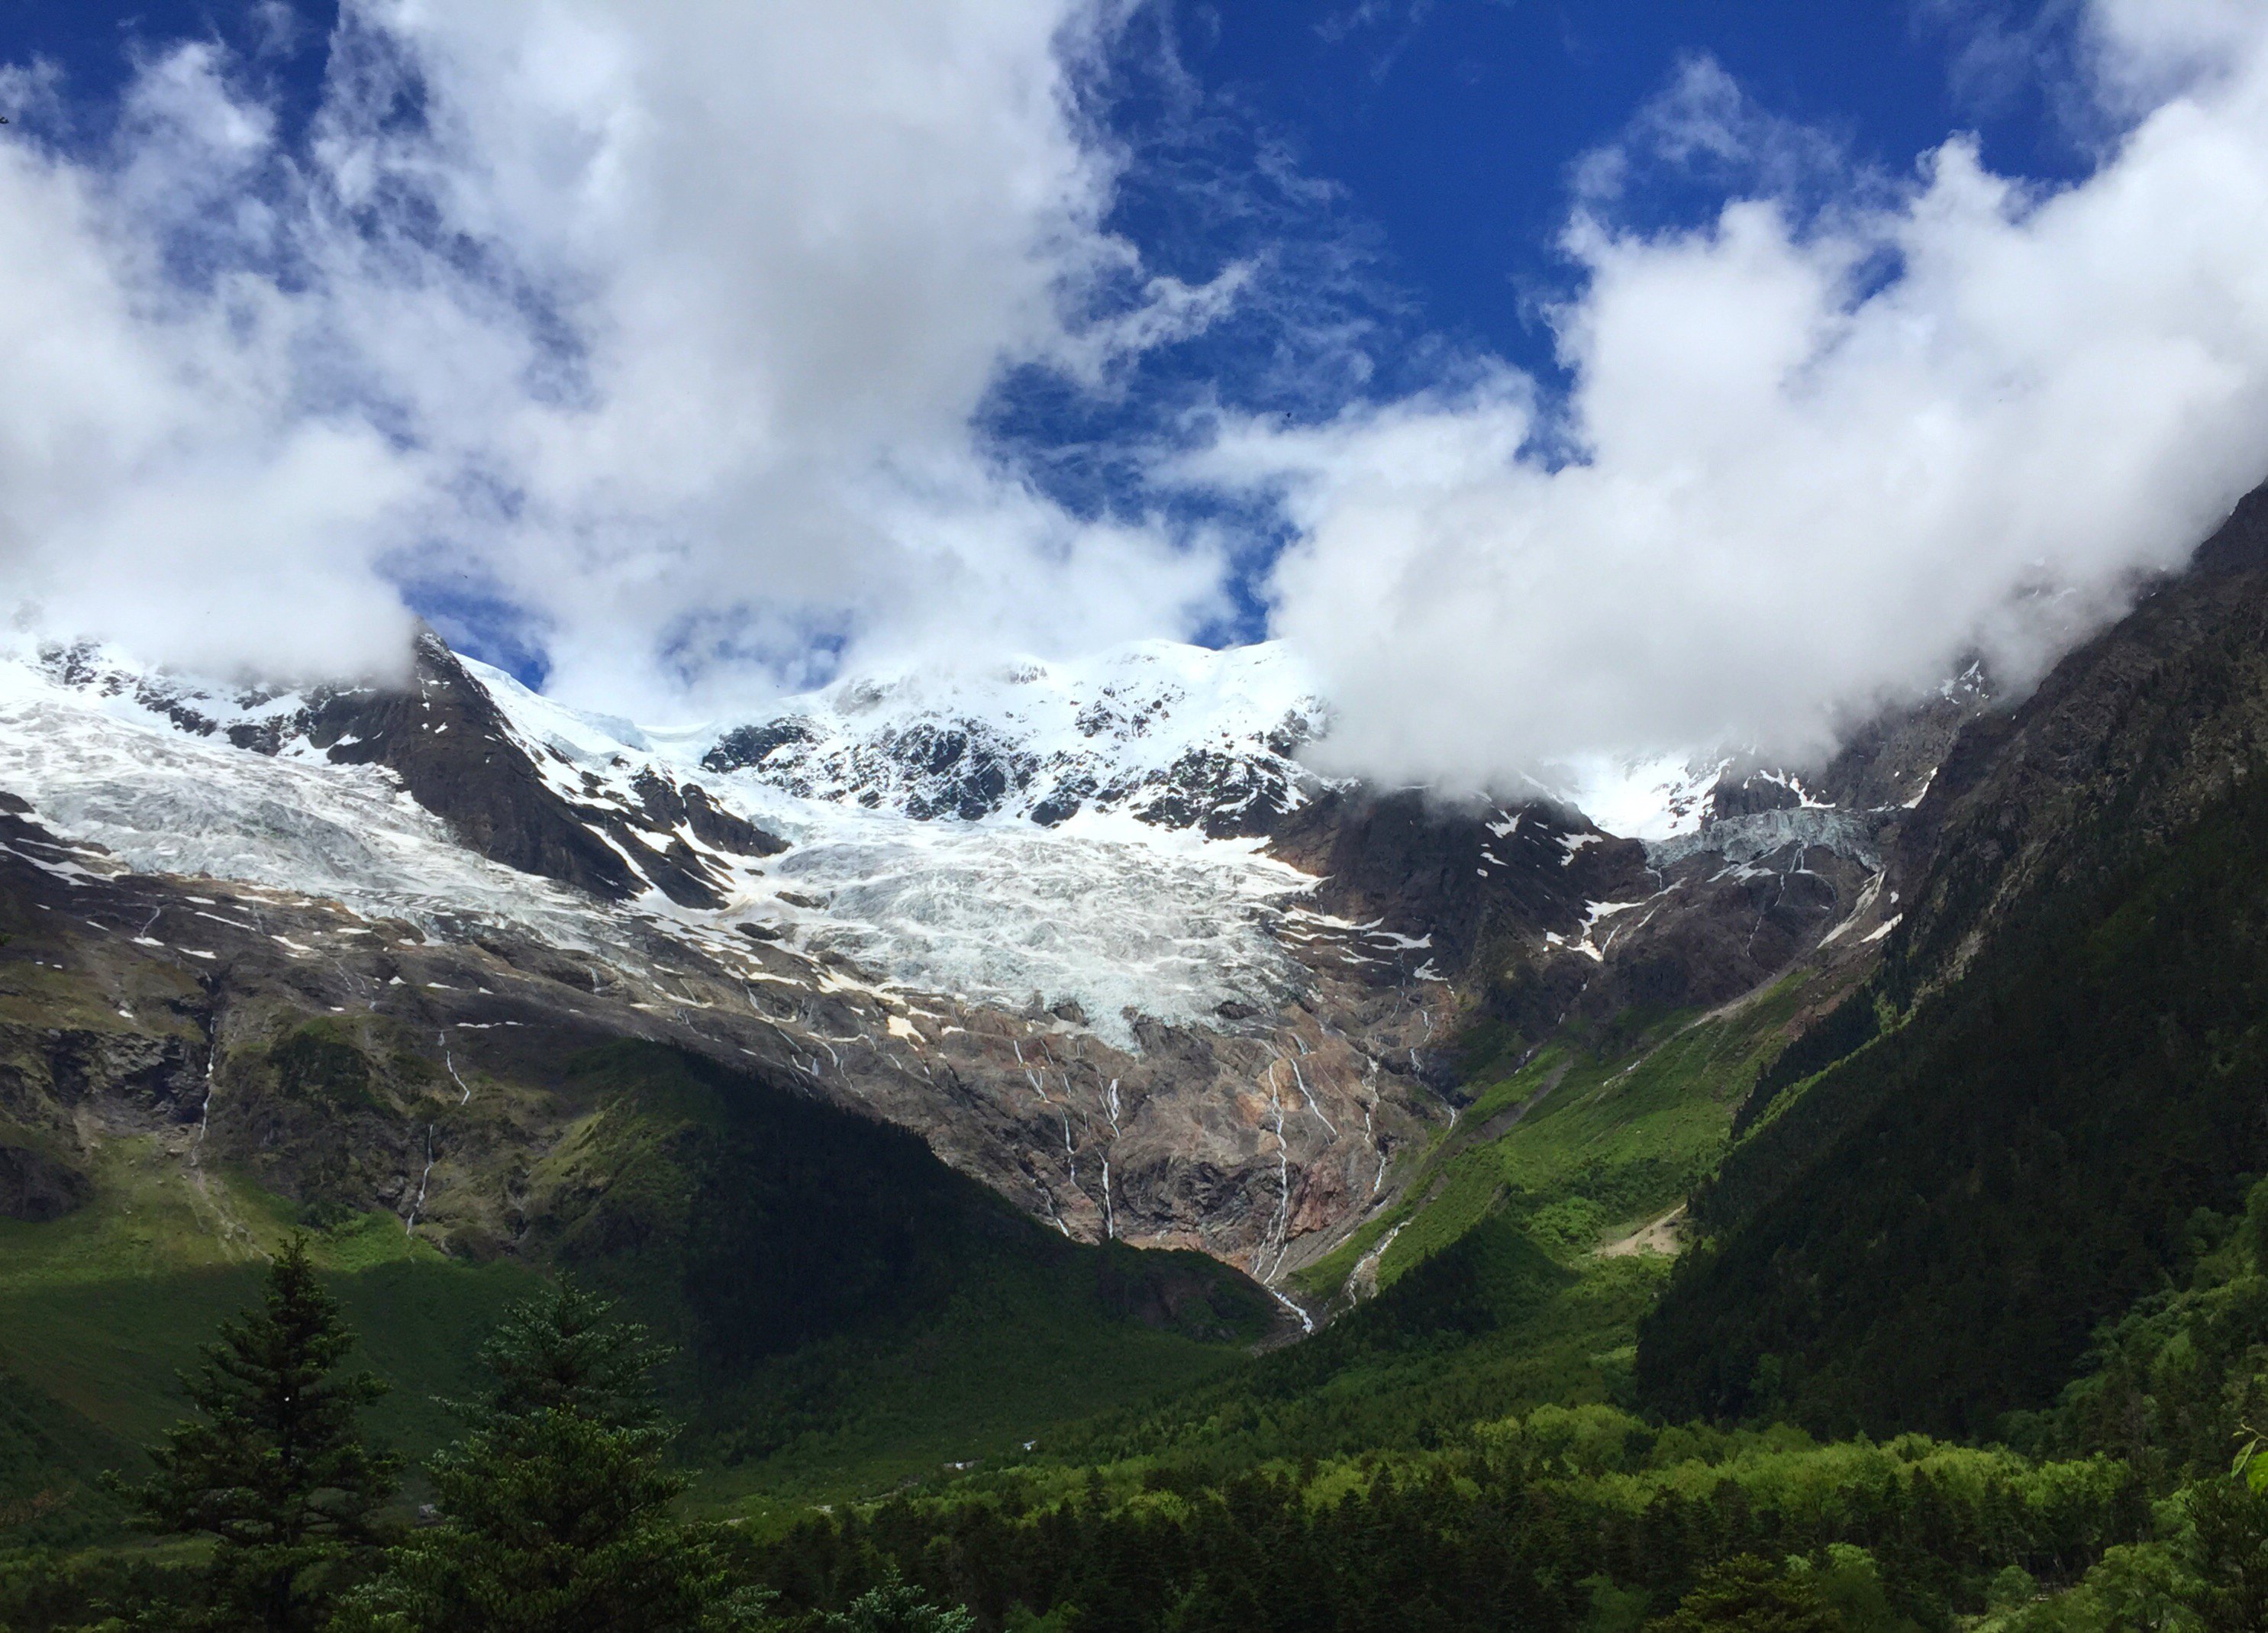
left=0, top=640, right=1318, bottom=1047
left=773, top=815, right=1308, bottom=1041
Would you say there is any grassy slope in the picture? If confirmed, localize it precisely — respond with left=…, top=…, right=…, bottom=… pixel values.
left=1299, top=973, right=1817, bottom=1308
left=0, top=1037, right=1275, bottom=1543
left=536, top=1043, right=1273, bottom=1509
left=0, top=887, right=1821, bottom=1541
left=0, top=1134, right=539, bottom=1543
left=690, top=1258, right=1271, bottom=1516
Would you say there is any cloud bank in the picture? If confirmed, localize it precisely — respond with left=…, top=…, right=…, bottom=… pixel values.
left=4, top=0, right=2268, bottom=787
left=0, top=0, right=1229, bottom=705
left=1222, top=2, right=2268, bottom=783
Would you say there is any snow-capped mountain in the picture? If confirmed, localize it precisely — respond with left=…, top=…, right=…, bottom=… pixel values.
left=2, top=634, right=1333, bottom=1046
left=0, top=628, right=1465, bottom=1287
left=696, top=641, right=1329, bottom=836
left=0, top=622, right=1974, bottom=1291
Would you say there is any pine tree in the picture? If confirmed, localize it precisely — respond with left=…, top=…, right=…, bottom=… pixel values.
left=1648, top=1554, right=1844, bottom=1633
left=822, top=1571, right=975, bottom=1633
left=338, top=1280, right=769, bottom=1633
left=111, top=1234, right=398, bottom=1633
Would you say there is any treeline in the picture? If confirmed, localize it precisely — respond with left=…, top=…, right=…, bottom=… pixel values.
left=18, top=1165, right=2268, bottom=1630
left=753, top=1410, right=2137, bottom=1632
left=751, top=1164, right=2268, bottom=1631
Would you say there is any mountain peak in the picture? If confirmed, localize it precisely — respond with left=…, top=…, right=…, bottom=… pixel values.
left=695, top=639, right=1332, bottom=837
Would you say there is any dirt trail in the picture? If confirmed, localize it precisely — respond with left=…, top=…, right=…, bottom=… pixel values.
left=1599, top=1202, right=1687, bottom=1259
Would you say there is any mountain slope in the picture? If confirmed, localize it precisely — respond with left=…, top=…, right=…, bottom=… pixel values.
left=0, top=605, right=1984, bottom=1303
left=1634, top=490, right=2268, bottom=1437
left=0, top=638, right=1432, bottom=1280
left=0, top=814, right=1274, bottom=1536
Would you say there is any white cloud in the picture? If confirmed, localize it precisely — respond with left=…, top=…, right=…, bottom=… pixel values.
left=6, top=0, right=2268, bottom=791
left=0, top=47, right=419, bottom=682
left=1200, top=3, right=2268, bottom=789
left=0, top=0, right=1226, bottom=702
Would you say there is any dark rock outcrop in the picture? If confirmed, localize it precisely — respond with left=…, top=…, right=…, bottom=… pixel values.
left=0, top=1141, right=87, bottom=1221
left=298, top=637, right=786, bottom=908
left=1887, top=492, right=2268, bottom=993
left=1268, top=789, right=1641, bottom=972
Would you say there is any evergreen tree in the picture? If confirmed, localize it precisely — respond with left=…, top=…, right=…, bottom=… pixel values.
left=338, top=1280, right=768, bottom=1633
left=2186, top=1473, right=2268, bottom=1633
left=111, top=1234, right=398, bottom=1633
left=821, top=1571, right=975, bottom=1633
left=1648, top=1555, right=1844, bottom=1633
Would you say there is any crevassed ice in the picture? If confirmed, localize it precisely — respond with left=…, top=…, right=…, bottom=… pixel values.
left=0, top=678, right=618, bottom=954
left=471, top=651, right=1321, bottom=1043
left=774, top=816, right=1308, bottom=1041
left=0, top=647, right=1315, bottom=1048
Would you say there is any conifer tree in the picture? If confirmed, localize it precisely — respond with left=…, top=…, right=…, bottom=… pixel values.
left=1648, top=1554, right=1844, bottom=1633
left=822, top=1572, right=976, bottom=1633
left=112, top=1234, right=398, bottom=1633
left=337, top=1280, right=769, bottom=1633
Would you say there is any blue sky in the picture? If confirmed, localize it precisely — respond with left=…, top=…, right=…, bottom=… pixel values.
left=3, top=2, right=2265, bottom=781
left=995, top=0, right=2105, bottom=639
left=1121, top=1, right=2088, bottom=373
left=2, top=2, right=2089, bottom=466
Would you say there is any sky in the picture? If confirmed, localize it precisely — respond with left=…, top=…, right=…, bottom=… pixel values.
left=2, top=1, right=2267, bottom=789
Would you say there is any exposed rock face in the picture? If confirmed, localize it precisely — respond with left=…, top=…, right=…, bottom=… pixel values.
left=1889, top=486, right=2268, bottom=993
left=717, top=715, right=1037, bottom=822
left=1262, top=771, right=1902, bottom=1060
left=1268, top=789, right=1644, bottom=970
left=1812, top=665, right=1994, bottom=812
left=34, top=634, right=787, bottom=910
left=304, top=638, right=689, bottom=901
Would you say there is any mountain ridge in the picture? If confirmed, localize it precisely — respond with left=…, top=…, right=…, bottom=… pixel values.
left=0, top=609, right=1993, bottom=1296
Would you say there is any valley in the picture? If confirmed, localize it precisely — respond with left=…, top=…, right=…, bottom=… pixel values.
left=8, top=492, right=2268, bottom=1628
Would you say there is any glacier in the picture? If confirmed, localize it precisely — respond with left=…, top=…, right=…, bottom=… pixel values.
left=0, top=637, right=1321, bottom=1047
